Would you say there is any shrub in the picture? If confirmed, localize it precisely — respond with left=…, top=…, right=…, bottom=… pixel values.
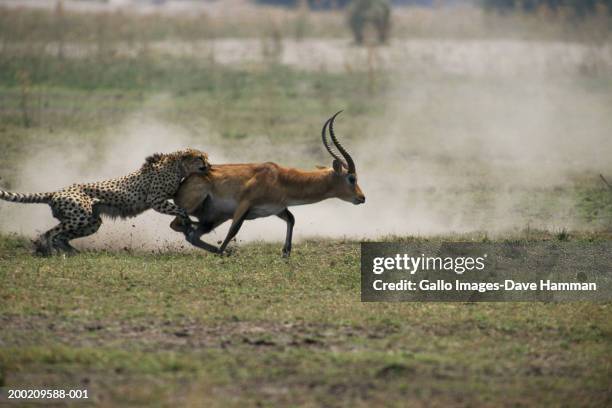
left=348, top=0, right=391, bottom=45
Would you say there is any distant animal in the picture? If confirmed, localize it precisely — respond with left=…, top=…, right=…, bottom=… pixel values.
left=0, top=148, right=210, bottom=256
left=170, top=112, right=365, bottom=257
left=348, top=0, right=391, bottom=45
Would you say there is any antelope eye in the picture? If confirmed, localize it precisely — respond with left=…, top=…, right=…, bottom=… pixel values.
left=348, top=175, right=356, bottom=185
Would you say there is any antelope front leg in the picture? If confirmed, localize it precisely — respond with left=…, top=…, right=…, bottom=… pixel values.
left=218, top=202, right=250, bottom=255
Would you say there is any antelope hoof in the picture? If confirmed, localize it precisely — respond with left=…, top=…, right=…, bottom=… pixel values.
left=218, top=247, right=235, bottom=257
left=282, top=249, right=291, bottom=258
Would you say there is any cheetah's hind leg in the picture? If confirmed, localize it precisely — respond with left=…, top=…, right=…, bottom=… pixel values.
left=53, top=236, right=80, bottom=255
left=33, top=224, right=65, bottom=257
left=52, top=216, right=102, bottom=256
left=33, top=235, right=53, bottom=257
left=33, top=216, right=102, bottom=256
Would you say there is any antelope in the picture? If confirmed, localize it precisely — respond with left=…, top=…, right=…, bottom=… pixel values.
left=170, top=111, right=365, bottom=257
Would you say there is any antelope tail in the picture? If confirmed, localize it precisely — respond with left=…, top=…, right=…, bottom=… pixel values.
left=0, top=189, right=53, bottom=204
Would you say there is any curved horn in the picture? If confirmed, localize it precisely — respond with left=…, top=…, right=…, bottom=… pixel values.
left=321, top=115, right=347, bottom=169
left=328, top=111, right=356, bottom=174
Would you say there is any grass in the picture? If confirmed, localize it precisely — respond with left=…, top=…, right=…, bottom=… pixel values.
left=1, top=235, right=611, bottom=406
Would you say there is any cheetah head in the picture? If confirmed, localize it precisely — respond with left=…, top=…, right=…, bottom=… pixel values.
left=177, top=148, right=211, bottom=176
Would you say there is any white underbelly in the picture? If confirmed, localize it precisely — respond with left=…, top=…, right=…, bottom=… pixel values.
left=249, top=204, right=284, bottom=218
left=209, top=197, right=238, bottom=215
left=207, top=197, right=284, bottom=219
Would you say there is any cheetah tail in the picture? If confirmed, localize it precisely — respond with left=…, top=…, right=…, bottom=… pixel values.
left=0, top=189, right=52, bottom=204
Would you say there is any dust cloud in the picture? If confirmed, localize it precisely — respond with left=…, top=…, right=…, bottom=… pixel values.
left=339, top=74, right=612, bottom=237
left=0, top=114, right=202, bottom=250
left=1, top=43, right=611, bottom=251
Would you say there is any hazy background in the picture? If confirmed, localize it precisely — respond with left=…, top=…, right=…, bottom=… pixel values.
left=0, top=0, right=610, bottom=250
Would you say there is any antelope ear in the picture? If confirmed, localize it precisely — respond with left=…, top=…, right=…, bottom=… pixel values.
left=315, top=165, right=327, bottom=170
left=332, top=159, right=343, bottom=173
left=179, top=158, right=190, bottom=172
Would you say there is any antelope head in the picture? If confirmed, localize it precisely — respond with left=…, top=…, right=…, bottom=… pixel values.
left=322, top=111, right=366, bottom=205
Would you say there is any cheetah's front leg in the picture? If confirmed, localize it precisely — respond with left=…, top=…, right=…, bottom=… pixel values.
left=150, top=199, right=194, bottom=230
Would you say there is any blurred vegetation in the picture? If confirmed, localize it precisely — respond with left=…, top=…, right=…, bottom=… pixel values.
left=257, top=0, right=351, bottom=8
left=348, top=0, right=392, bottom=44
left=1, top=3, right=610, bottom=43
left=483, top=0, right=612, bottom=16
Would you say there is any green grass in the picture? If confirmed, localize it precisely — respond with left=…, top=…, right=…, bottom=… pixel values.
left=0, top=53, right=381, bottom=122
left=0, top=235, right=611, bottom=406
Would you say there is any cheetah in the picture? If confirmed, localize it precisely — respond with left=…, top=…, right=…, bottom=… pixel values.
left=0, top=148, right=210, bottom=256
